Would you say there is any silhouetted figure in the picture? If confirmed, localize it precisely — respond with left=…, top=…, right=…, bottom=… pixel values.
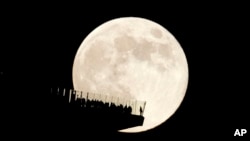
left=117, top=104, right=123, bottom=113
left=128, top=106, right=132, bottom=114
left=104, top=102, right=109, bottom=111
left=123, top=105, right=132, bottom=114
left=140, top=106, right=143, bottom=116
left=110, top=103, right=116, bottom=113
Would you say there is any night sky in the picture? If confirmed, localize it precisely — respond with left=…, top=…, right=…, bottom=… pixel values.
left=1, top=3, right=249, bottom=139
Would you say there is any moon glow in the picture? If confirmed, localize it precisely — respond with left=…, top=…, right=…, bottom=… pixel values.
left=72, top=17, right=188, bottom=132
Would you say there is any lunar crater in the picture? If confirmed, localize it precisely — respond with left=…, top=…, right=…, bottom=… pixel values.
left=151, top=28, right=162, bottom=38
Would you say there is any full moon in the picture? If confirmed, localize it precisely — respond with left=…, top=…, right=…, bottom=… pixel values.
left=72, top=17, right=188, bottom=132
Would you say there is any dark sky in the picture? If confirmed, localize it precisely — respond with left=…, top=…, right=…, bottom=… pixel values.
left=1, top=2, right=249, bottom=139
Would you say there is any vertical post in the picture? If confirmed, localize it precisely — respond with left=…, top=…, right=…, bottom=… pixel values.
left=69, top=89, right=72, bottom=103
left=63, top=88, right=66, bottom=96
left=86, top=92, right=89, bottom=105
left=57, top=87, right=60, bottom=95
left=135, top=100, right=137, bottom=115
left=143, top=102, right=146, bottom=115
left=117, top=97, right=119, bottom=106
left=75, top=90, right=77, bottom=101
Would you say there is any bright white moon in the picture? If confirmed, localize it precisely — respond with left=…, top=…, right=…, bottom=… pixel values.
left=72, top=17, right=188, bottom=132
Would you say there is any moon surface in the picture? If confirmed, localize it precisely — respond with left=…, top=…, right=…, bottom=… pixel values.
left=72, top=17, right=188, bottom=132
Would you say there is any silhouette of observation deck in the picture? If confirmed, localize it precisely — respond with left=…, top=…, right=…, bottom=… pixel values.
left=50, top=87, right=146, bottom=131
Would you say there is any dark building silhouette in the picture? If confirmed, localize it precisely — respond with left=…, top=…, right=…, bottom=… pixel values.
left=49, top=87, right=146, bottom=131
